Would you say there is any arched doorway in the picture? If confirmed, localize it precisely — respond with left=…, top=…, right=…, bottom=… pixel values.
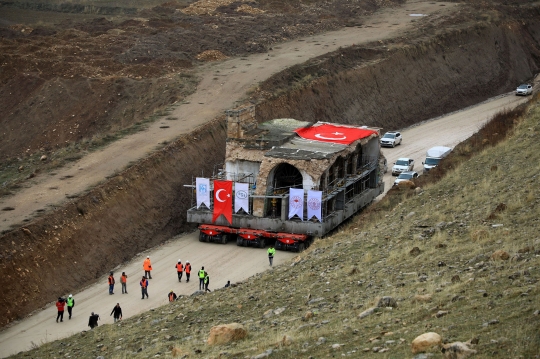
left=272, top=163, right=303, bottom=191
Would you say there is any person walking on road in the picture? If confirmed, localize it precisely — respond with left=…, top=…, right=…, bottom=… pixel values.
left=175, top=260, right=184, bottom=282
left=110, top=303, right=123, bottom=323
left=267, top=245, right=276, bottom=266
left=66, top=294, right=75, bottom=320
left=204, top=272, right=211, bottom=292
left=168, top=290, right=177, bottom=302
left=121, top=272, right=128, bottom=294
left=108, top=272, right=115, bottom=295
left=88, top=312, right=100, bottom=329
left=140, top=276, right=149, bottom=299
left=55, top=297, right=65, bottom=323
left=185, top=261, right=191, bottom=282
left=143, top=256, right=152, bottom=279
left=198, top=266, right=206, bottom=290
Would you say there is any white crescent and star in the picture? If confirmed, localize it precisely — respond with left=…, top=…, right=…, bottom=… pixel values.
left=215, top=189, right=230, bottom=202
left=314, top=131, right=347, bottom=140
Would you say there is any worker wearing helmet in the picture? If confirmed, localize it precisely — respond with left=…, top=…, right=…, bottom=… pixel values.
left=185, top=261, right=191, bottom=282
left=66, top=294, right=75, bottom=319
left=175, top=259, right=184, bottom=282
left=143, top=256, right=152, bottom=279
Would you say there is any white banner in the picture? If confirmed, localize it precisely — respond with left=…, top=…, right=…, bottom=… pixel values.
left=288, top=188, right=304, bottom=220
left=234, top=182, right=250, bottom=214
left=307, top=190, right=322, bottom=222
left=196, top=177, right=210, bottom=209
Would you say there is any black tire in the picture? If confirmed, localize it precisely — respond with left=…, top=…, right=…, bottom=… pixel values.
left=297, top=242, right=305, bottom=252
left=274, top=241, right=283, bottom=250
left=236, top=237, right=243, bottom=246
left=199, top=232, right=205, bottom=242
left=258, top=238, right=266, bottom=248
left=221, top=234, right=228, bottom=245
left=243, top=239, right=248, bottom=247
left=392, top=142, right=395, bottom=148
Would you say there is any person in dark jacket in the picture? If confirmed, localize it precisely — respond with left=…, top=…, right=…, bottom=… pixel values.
left=88, top=312, right=100, bottom=329
left=168, top=290, right=177, bottom=302
left=204, top=272, right=211, bottom=292
left=110, top=303, right=123, bottom=322
left=224, top=280, right=231, bottom=288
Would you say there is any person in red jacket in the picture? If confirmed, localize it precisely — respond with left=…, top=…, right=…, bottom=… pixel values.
left=175, top=259, right=184, bottom=282
left=185, top=260, right=191, bottom=282
left=56, top=297, right=65, bottom=323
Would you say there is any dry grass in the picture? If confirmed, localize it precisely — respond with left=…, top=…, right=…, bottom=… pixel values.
left=9, top=99, right=540, bottom=358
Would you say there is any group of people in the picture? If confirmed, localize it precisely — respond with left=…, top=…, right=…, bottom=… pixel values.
left=55, top=250, right=250, bottom=326
left=54, top=294, right=122, bottom=330
left=55, top=294, right=75, bottom=322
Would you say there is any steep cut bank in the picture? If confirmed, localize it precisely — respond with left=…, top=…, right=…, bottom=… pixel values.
left=255, top=15, right=540, bottom=128
left=1, top=15, right=540, bottom=328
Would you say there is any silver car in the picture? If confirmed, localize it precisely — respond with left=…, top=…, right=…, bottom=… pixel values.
left=380, top=131, right=402, bottom=147
left=516, top=84, right=533, bottom=96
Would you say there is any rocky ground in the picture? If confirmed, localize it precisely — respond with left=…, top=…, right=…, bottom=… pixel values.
left=9, top=93, right=540, bottom=358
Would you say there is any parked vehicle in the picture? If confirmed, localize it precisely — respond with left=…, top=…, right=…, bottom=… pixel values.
left=516, top=84, right=533, bottom=96
left=393, top=171, right=419, bottom=186
left=422, top=146, right=451, bottom=172
left=380, top=131, right=402, bottom=147
left=392, top=158, right=414, bottom=176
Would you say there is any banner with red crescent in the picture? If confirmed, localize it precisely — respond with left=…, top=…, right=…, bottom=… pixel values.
left=294, top=123, right=376, bottom=145
left=212, top=180, right=233, bottom=224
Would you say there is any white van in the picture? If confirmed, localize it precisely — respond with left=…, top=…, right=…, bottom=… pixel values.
left=422, top=146, right=451, bottom=172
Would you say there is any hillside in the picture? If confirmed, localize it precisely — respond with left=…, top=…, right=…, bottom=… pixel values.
left=9, top=96, right=540, bottom=358
left=1, top=0, right=540, bottom=332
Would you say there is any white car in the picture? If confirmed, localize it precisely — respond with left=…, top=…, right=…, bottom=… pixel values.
left=393, top=171, right=419, bottom=186
left=392, top=158, right=414, bottom=176
left=516, top=84, right=532, bottom=96
left=380, top=131, right=402, bottom=147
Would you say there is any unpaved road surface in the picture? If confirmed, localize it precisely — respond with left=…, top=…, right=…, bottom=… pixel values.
left=0, top=0, right=457, bottom=233
left=0, top=89, right=533, bottom=358
left=380, top=91, right=533, bottom=191
left=0, top=232, right=298, bottom=358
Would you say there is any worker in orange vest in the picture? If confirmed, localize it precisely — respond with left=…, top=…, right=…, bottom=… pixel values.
left=185, top=260, right=191, bottom=282
left=175, top=259, right=184, bottom=282
left=168, top=290, right=177, bottom=302
left=143, top=256, right=152, bottom=279
left=56, top=297, right=65, bottom=323
left=108, top=272, right=115, bottom=295
left=121, top=272, right=128, bottom=294
left=140, top=276, right=149, bottom=299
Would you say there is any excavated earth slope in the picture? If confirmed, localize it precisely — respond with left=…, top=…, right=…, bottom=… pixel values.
left=0, top=3, right=540, bottom=328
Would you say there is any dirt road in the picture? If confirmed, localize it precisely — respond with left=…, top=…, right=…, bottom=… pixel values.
left=0, top=0, right=457, bottom=233
left=380, top=92, right=532, bottom=191
left=0, top=88, right=533, bottom=358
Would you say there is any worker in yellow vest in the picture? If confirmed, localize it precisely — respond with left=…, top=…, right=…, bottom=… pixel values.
left=198, top=266, right=206, bottom=291
left=267, top=246, right=276, bottom=266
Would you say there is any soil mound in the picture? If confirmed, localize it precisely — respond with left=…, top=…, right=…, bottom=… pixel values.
left=196, top=49, right=229, bottom=61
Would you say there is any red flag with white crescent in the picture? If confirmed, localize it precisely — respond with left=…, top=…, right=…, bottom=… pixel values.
left=213, top=180, right=233, bottom=224
left=294, top=123, right=376, bottom=145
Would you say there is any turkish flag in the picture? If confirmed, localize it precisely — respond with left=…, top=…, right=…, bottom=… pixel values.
left=212, top=180, right=233, bottom=224
left=295, top=123, right=377, bottom=145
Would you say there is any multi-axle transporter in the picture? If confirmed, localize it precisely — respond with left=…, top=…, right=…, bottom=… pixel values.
left=186, top=107, right=385, bottom=251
